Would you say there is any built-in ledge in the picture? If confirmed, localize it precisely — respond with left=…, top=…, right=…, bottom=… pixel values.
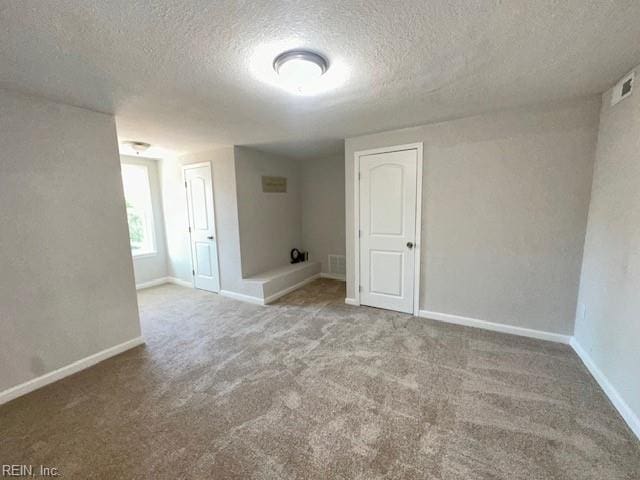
left=244, top=261, right=321, bottom=304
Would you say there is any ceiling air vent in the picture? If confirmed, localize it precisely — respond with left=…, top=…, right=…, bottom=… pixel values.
left=611, top=71, right=634, bottom=106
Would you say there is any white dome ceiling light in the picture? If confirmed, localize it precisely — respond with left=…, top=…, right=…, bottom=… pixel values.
left=118, top=141, right=175, bottom=159
left=249, top=41, right=347, bottom=96
left=273, top=50, right=328, bottom=95
left=122, top=141, right=151, bottom=154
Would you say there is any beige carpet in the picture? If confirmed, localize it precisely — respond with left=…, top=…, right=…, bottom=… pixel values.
left=1, top=279, right=638, bottom=479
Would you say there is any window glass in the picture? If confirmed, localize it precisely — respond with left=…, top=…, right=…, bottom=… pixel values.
left=121, top=163, right=155, bottom=256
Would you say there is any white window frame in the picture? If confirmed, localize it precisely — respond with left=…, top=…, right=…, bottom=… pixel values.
left=121, top=163, right=157, bottom=258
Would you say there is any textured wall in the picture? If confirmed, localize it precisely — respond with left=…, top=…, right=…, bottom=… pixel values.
left=575, top=68, right=640, bottom=423
left=301, top=154, right=346, bottom=275
left=234, top=147, right=302, bottom=277
left=0, top=90, right=141, bottom=392
left=345, top=97, right=600, bottom=334
left=121, top=155, right=169, bottom=285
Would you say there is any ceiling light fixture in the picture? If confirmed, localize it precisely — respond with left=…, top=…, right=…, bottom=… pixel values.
left=273, top=50, right=328, bottom=94
left=122, top=141, right=151, bottom=154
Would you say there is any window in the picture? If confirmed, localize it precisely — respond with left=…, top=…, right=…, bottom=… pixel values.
left=121, top=163, right=156, bottom=256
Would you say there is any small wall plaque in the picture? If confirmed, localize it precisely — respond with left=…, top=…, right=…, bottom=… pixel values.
left=262, top=176, right=287, bottom=193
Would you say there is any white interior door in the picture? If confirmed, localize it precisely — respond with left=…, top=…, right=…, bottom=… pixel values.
left=184, top=163, right=220, bottom=292
left=359, top=149, right=418, bottom=313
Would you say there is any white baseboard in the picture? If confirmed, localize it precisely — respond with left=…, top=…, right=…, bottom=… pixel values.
left=220, top=289, right=264, bottom=305
left=264, top=274, right=320, bottom=304
left=168, top=277, right=193, bottom=288
left=345, top=297, right=359, bottom=306
left=417, top=310, right=571, bottom=344
left=570, top=338, right=640, bottom=440
left=135, top=276, right=193, bottom=290
left=136, top=277, right=170, bottom=290
left=320, top=273, right=346, bottom=282
left=0, top=336, right=145, bottom=406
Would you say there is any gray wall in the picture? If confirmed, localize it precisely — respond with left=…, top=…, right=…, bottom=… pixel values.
left=345, top=97, right=601, bottom=334
left=121, top=155, right=169, bottom=285
left=575, top=70, right=640, bottom=422
left=234, top=146, right=302, bottom=277
left=161, top=148, right=261, bottom=297
left=0, top=90, right=141, bottom=392
left=301, top=154, right=346, bottom=276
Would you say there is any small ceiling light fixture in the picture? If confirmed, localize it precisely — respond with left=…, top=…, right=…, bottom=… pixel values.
left=273, top=50, right=328, bottom=94
left=122, top=141, right=151, bottom=155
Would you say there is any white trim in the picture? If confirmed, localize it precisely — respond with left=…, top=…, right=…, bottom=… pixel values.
left=0, top=336, right=145, bottom=405
left=219, top=290, right=264, bottom=305
left=132, top=251, right=158, bottom=259
left=417, top=310, right=571, bottom=344
left=570, top=338, right=640, bottom=440
left=354, top=143, right=424, bottom=157
left=264, top=274, right=320, bottom=304
left=353, top=148, right=359, bottom=305
left=135, top=276, right=193, bottom=290
left=412, top=145, right=424, bottom=315
left=168, top=276, right=194, bottom=288
left=182, top=161, right=213, bottom=170
left=344, top=297, right=359, bottom=306
left=353, top=142, right=424, bottom=315
left=320, top=272, right=346, bottom=282
left=136, top=276, right=170, bottom=290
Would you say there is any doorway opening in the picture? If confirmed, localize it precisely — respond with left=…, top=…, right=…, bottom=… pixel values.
left=353, top=143, right=423, bottom=314
left=183, top=162, right=221, bottom=292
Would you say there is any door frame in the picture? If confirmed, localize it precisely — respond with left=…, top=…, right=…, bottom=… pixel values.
left=182, top=161, right=221, bottom=291
left=353, top=143, right=423, bottom=315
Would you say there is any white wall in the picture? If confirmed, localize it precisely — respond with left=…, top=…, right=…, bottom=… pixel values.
left=234, top=146, right=302, bottom=277
left=160, top=155, right=192, bottom=283
left=345, top=97, right=601, bottom=335
left=0, top=90, right=141, bottom=392
left=161, top=148, right=261, bottom=297
left=301, top=154, right=346, bottom=276
left=121, top=155, right=169, bottom=285
left=574, top=68, right=640, bottom=432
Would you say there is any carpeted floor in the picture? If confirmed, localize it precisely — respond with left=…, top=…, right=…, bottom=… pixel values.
left=1, top=279, right=638, bottom=479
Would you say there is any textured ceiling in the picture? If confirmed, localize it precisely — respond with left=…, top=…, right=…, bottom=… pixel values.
left=2, top=1, right=640, bottom=159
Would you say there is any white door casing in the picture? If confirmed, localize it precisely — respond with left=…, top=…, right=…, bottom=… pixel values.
left=356, top=145, right=422, bottom=314
left=184, top=163, right=220, bottom=292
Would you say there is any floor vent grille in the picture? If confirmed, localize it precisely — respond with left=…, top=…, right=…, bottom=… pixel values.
left=328, top=255, right=346, bottom=276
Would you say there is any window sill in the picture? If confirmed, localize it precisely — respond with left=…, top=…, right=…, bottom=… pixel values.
left=132, top=251, right=157, bottom=259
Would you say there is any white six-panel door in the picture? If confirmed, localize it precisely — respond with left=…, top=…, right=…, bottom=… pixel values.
left=184, top=163, right=220, bottom=293
left=359, top=149, right=418, bottom=313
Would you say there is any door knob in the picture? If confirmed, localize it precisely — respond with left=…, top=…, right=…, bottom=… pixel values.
left=207, top=236, right=214, bottom=240
left=406, top=242, right=414, bottom=249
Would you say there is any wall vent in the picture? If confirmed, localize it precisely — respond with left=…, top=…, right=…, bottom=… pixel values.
left=611, top=71, right=634, bottom=106
left=328, top=254, right=346, bottom=276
